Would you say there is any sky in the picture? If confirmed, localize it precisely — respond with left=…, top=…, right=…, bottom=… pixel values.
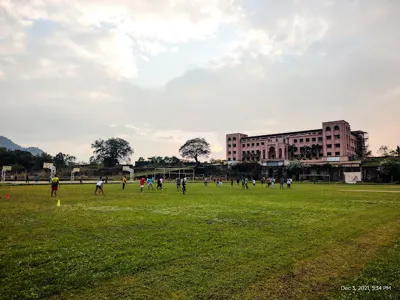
left=0, top=0, right=399, bottom=163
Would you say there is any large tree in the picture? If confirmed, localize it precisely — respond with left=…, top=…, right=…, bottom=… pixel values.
left=91, top=138, right=133, bottom=167
left=179, top=138, right=211, bottom=165
left=378, top=159, right=400, bottom=182
left=390, top=145, right=400, bottom=157
left=53, top=152, right=76, bottom=169
left=377, top=145, right=391, bottom=157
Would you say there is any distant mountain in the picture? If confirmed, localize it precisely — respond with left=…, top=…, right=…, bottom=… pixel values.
left=0, top=136, right=44, bottom=155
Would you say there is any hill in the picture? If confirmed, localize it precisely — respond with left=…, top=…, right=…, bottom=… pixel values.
left=0, top=136, right=44, bottom=155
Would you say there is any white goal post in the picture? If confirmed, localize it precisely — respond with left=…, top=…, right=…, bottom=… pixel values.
left=43, top=163, right=56, bottom=179
left=344, top=172, right=362, bottom=184
left=153, top=168, right=195, bottom=182
left=299, top=174, right=331, bottom=183
left=1, top=166, right=12, bottom=182
left=71, top=168, right=80, bottom=181
left=122, top=166, right=134, bottom=182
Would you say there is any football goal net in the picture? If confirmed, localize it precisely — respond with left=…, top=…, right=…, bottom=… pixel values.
left=344, top=172, right=362, bottom=184
left=153, top=168, right=195, bottom=182
left=299, top=174, right=331, bottom=183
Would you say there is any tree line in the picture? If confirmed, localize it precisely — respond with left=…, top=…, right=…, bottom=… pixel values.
left=0, top=137, right=212, bottom=172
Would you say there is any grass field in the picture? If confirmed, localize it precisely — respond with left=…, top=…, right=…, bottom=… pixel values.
left=0, top=182, right=399, bottom=299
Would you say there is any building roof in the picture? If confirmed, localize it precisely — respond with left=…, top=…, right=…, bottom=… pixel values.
left=241, top=129, right=322, bottom=140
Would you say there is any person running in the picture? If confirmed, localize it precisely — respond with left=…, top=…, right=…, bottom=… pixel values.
left=26, top=175, right=29, bottom=183
left=237, top=177, right=240, bottom=186
left=140, top=177, right=146, bottom=192
left=262, top=176, right=266, bottom=185
left=280, top=177, right=284, bottom=189
left=271, top=178, right=275, bottom=189
left=157, top=177, right=163, bottom=190
left=267, top=178, right=271, bottom=188
left=231, top=178, right=234, bottom=187
left=176, top=177, right=181, bottom=191
left=287, top=178, right=292, bottom=189
left=147, top=177, right=154, bottom=190
left=252, top=178, right=256, bottom=186
left=122, top=176, right=127, bottom=190
left=182, top=176, right=187, bottom=195
left=51, top=174, right=60, bottom=197
left=105, top=176, right=108, bottom=184
left=80, top=176, right=83, bottom=184
left=244, top=177, right=249, bottom=190
left=94, top=177, right=105, bottom=195
left=242, top=176, right=245, bottom=189
left=204, top=177, right=208, bottom=187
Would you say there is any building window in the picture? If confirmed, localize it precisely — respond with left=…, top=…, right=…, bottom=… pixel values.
left=326, top=136, right=332, bottom=140
left=335, top=135, right=340, bottom=139
left=228, top=145, right=231, bottom=148
left=233, top=157, right=236, bottom=161
left=242, top=144, right=245, bottom=147
left=252, top=150, right=255, bottom=153
left=327, top=144, right=332, bottom=148
left=294, top=139, right=297, bottom=143
left=233, top=144, right=236, bottom=147
left=228, top=151, right=231, bottom=154
left=261, top=142, right=264, bottom=145
left=256, top=143, right=259, bottom=146
left=335, top=152, right=340, bottom=156
left=306, top=138, right=310, bottom=142
left=251, top=143, right=254, bottom=147
left=312, top=137, right=316, bottom=142
left=228, top=137, right=231, bottom=141
left=233, top=151, right=236, bottom=154
left=335, top=144, right=340, bottom=148
left=262, top=149, right=266, bottom=159
left=233, top=137, right=237, bottom=140
left=334, top=125, right=339, bottom=130
left=300, top=139, right=304, bottom=142
left=326, top=126, right=331, bottom=131
left=242, top=151, right=245, bottom=156
left=327, top=152, right=332, bottom=156
left=247, top=144, right=250, bottom=147
left=318, top=137, right=323, bottom=141
left=228, top=158, right=231, bottom=161
left=276, top=139, right=278, bottom=142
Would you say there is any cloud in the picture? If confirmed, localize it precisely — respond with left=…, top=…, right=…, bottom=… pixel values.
left=0, top=0, right=399, bottom=163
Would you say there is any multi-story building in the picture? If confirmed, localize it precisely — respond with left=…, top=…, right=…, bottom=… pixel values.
left=226, top=120, right=368, bottom=165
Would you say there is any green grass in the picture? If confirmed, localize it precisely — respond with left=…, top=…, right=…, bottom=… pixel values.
left=0, top=183, right=399, bottom=299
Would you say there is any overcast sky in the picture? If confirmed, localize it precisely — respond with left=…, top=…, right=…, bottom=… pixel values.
left=0, top=0, right=399, bottom=163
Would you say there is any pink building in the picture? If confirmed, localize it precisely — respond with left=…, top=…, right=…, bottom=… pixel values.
left=226, top=120, right=367, bottom=164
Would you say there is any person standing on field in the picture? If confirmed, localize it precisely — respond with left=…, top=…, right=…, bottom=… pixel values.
left=122, top=176, right=127, bottom=190
left=94, top=177, right=105, bottom=196
left=280, top=177, right=284, bottom=189
left=51, top=174, right=60, bottom=197
left=140, top=177, right=146, bottom=192
left=147, top=177, right=154, bottom=190
left=176, top=177, right=181, bottom=191
left=182, top=176, right=187, bottom=195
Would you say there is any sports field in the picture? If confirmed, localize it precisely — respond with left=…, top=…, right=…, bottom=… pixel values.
left=0, top=183, right=399, bottom=299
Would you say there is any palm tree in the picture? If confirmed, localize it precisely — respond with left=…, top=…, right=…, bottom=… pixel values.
left=288, top=145, right=298, bottom=160
left=305, top=146, right=312, bottom=159
left=315, top=144, right=322, bottom=159
left=300, top=147, right=306, bottom=160
left=390, top=145, right=400, bottom=157
left=257, top=150, right=262, bottom=161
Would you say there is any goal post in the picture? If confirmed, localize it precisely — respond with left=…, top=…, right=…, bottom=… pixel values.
left=43, top=163, right=56, bottom=179
left=71, top=168, right=80, bottom=181
left=343, top=172, right=362, bottom=184
left=154, top=168, right=195, bottom=182
left=299, top=174, right=331, bottom=183
left=122, top=166, right=134, bottom=182
left=1, top=166, right=12, bottom=182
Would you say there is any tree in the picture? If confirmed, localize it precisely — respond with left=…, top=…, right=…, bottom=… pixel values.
left=91, top=138, right=133, bottom=167
left=288, top=145, right=298, bottom=160
left=53, top=152, right=77, bottom=169
left=378, top=159, right=400, bottom=182
left=378, top=145, right=391, bottom=157
left=390, top=145, right=400, bottom=157
left=286, top=160, right=303, bottom=180
left=179, top=138, right=211, bottom=166
left=138, top=157, right=145, bottom=162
